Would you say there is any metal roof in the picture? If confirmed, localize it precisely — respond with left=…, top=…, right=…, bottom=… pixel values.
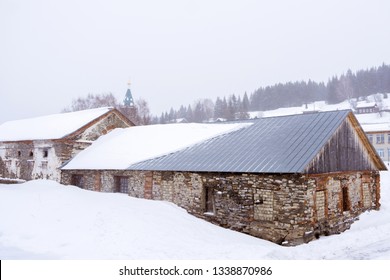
left=128, top=110, right=352, bottom=173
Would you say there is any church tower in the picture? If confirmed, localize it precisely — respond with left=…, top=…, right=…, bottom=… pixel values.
left=120, top=80, right=138, bottom=125
left=123, top=81, right=135, bottom=107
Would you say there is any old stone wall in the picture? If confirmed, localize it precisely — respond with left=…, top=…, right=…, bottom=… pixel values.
left=60, top=169, right=381, bottom=246
left=74, top=111, right=132, bottom=141
left=0, top=140, right=93, bottom=181
left=61, top=170, right=317, bottom=245
left=310, top=171, right=380, bottom=238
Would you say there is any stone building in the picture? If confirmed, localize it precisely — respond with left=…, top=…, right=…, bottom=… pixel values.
left=0, top=107, right=134, bottom=181
left=61, top=110, right=386, bottom=246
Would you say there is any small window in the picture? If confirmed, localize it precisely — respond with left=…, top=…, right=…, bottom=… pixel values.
left=29, top=151, right=34, bottom=157
left=114, top=176, right=129, bottom=194
left=377, top=149, right=384, bottom=158
left=204, top=187, right=215, bottom=214
left=368, top=134, right=373, bottom=143
left=17, top=151, right=21, bottom=157
left=41, top=161, right=48, bottom=169
left=376, top=134, right=384, bottom=144
left=71, top=175, right=84, bottom=188
left=342, top=186, right=349, bottom=212
left=43, top=149, right=48, bottom=158
left=388, top=134, right=390, bottom=143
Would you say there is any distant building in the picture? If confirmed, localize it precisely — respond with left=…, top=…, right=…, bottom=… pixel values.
left=0, top=108, right=134, bottom=181
left=362, top=123, right=390, bottom=163
left=172, top=118, right=188, bottom=123
left=61, top=110, right=386, bottom=246
left=356, top=102, right=379, bottom=114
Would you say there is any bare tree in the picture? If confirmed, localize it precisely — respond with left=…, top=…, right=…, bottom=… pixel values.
left=336, top=75, right=355, bottom=109
left=374, top=93, right=384, bottom=117
left=135, top=98, right=152, bottom=125
left=62, top=93, right=152, bottom=125
left=62, top=93, right=120, bottom=112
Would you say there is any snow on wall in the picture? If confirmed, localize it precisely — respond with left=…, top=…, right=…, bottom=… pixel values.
left=30, top=142, right=63, bottom=181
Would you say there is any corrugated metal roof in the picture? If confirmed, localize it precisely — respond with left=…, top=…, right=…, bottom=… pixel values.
left=128, top=110, right=352, bottom=173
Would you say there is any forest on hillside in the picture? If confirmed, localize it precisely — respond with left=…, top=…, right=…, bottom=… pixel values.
left=157, top=63, right=390, bottom=124
left=63, top=63, right=390, bottom=125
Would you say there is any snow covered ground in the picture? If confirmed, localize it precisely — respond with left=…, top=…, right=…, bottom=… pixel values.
left=1, top=169, right=389, bottom=260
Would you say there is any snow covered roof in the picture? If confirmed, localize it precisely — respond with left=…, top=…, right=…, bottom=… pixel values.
left=0, top=107, right=114, bottom=141
left=362, top=123, right=390, bottom=133
left=61, top=122, right=252, bottom=170
left=356, top=102, right=377, bottom=109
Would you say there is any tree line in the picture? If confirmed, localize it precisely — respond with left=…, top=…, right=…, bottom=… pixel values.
left=63, top=63, right=390, bottom=124
left=156, top=63, right=390, bottom=123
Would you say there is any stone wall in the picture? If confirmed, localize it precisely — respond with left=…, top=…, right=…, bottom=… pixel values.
left=60, top=169, right=380, bottom=246
left=310, top=171, right=380, bottom=238
left=73, top=111, right=133, bottom=141
left=0, top=140, right=79, bottom=181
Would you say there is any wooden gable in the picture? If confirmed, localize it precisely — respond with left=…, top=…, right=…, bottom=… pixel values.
left=305, top=112, right=386, bottom=174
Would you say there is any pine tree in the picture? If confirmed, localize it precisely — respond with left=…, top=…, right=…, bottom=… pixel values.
left=214, top=97, right=224, bottom=119
left=186, top=105, right=193, bottom=122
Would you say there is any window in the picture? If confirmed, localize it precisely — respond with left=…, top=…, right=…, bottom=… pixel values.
left=377, top=149, right=385, bottom=158
left=368, top=134, right=373, bottom=143
left=204, top=187, right=215, bottom=214
left=43, top=149, right=48, bottom=158
left=17, top=151, right=21, bottom=157
left=342, top=186, right=349, bottom=212
left=376, top=134, right=385, bottom=144
left=388, top=134, right=390, bottom=143
left=71, top=175, right=84, bottom=188
left=29, top=151, right=34, bottom=157
left=388, top=148, right=390, bottom=160
left=114, top=176, right=129, bottom=194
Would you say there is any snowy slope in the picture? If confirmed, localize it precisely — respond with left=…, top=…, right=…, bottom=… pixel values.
left=0, top=169, right=389, bottom=260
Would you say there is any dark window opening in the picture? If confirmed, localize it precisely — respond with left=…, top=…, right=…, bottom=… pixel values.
left=204, top=187, right=215, bottom=214
left=43, top=150, right=48, bottom=158
left=342, top=186, right=349, bottom=211
left=71, top=175, right=84, bottom=189
left=17, top=151, right=21, bottom=157
left=114, top=176, right=129, bottom=194
left=29, top=151, right=34, bottom=157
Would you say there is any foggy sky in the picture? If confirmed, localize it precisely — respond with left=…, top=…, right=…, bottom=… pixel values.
left=1, top=0, right=390, bottom=124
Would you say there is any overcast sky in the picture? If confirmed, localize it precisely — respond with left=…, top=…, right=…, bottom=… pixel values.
left=1, top=0, right=390, bottom=123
